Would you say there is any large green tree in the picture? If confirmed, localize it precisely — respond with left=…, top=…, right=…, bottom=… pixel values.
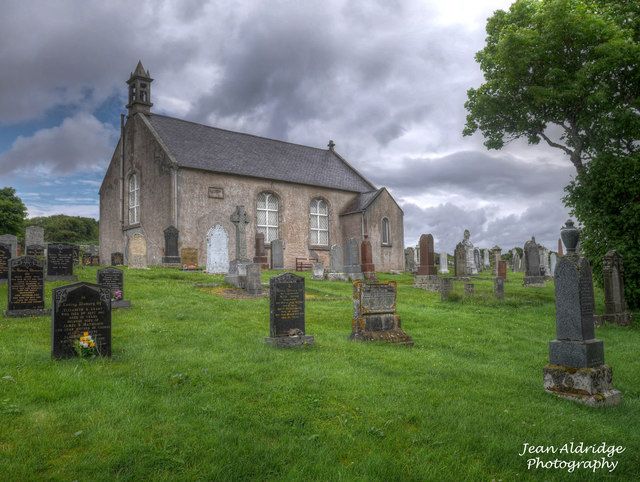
left=0, top=187, right=27, bottom=236
left=27, top=215, right=99, bottom=244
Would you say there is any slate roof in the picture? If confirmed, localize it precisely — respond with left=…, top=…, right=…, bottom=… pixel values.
left=146, top=114, right=376, bottom=193
left=340, top=188, right=384, bottom=216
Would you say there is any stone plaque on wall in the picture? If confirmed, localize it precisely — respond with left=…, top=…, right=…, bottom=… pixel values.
left=208, top=187, right=224, bottom=199
left=128, top=234, right=147, bottom=269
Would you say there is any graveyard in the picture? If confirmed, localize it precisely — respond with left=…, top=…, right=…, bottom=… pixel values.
left=1, top=265, right=638, bottom=480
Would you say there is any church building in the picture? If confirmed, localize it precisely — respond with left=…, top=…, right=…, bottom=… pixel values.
left=99, top=62, right=404, bottom=272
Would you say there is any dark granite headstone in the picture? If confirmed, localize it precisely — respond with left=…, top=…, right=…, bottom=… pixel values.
left=26, top=244, right=45, bottom=258
left=523, top=237, right=544, bottom=286
left=111, top=252, right=124, bottom=266
left=266, top=273, right=313, bottom=347
left=454, top=242, right=466, bottom=277
left=270, top=239, right=284, bottom=270
left=494, top=277, right=504, bottom=301
left=52, top=282, right=112, bottom=359
left=0, top=234, right=17, bottom=258
left=0, top=242, right=9, bottom=284
left=5, top=256, right=50, bottom=317
left=351, top=280, right=413, bottom=345
left=97, top=267, right=131, bottom=309
left=46, top=243, right=77, bottom=281
left=162, top=226, right=181, bottom=264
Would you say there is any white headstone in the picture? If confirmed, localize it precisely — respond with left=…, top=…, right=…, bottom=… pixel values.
left=439, top=251, right=448, bottom=274
left=206, top=225, right=229, bottom=274
left=550, top=252, right=557, bottom=277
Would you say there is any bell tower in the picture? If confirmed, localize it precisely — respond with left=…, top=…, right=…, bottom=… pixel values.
left=126, top=61, right=153, bottom=116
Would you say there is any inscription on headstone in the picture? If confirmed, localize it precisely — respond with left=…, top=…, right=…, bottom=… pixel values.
left=46, top=243, right=77, bottom=281
left=5, top=256, right=49, bottom=317
left=25, top=226, right=44, bottom=248
left=181, top=247, right=199, bottom=269
left=111, top=252, right=124, bottom=266
left=0, top=242, right=9, bottom=283
left=162, top=226, right=181, bottom=264
left=97, top=267, right=131, bottom=308
left=26, top=244, right=45, bottom=258
left=266, top=273, right=313, bottom=347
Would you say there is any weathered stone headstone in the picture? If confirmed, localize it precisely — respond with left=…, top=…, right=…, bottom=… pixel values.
left=52, top=282, right=112, bottom=359
left=0, top=234, right=18, bottom=258
left=111, top=252, right=124, bottom=266
left=404, top=247, right=416, bottom=273
left=417, top=234, right=436, bottom=275
left=491, top=246, right=502, bottom=276
left=0, top=242, right=10, bottom=284
left=483, top=249, right=490, bottom=268
left=344, top=237, right=363, bottom=281
left=206, top=225, right=229, bottom=273
left=328, top=244, right=346, bottom=281
left=245, top=263, right=263, bottom=296
left=312, top=262, right=325, bottom=280
left=266, top=273, right=313, bottom=347
left=543, top=220, right=621, bottom=406
left=270, top=239, right=284, bottom=270
left=511, top=249, right=522, bottom=272
left=128, top=233, right=147, bottom=269
left=162, top=226, right=181, bottom=265
left=181, top=247, right=199, bottom=270
left=360, top=236, right=376, bottom=280
left=82, top=252, right=100, bottom=266
left=25, top=226, right=44, bottom=249
left=97, top=267, right=131, bottom=309
left=26, top=244, right=45, bottom=258
left=596, top=250, right=632, bottom=326
left=523, top=237, right=544, bottom=286
left=474, top=248, right=482, bottom=273
left=350, top=280, right=413, bottom=345
left=557, top=238, right=564, bottom=257
left=230, top=206, right=250, bottom=261
left=5, top=256, right=49, bottom=317
left=438, top=251, right=449, bottom=274
left=549, top=252, right=557, bottom=277
left=440, top=277, right=454, bottom=301
left=497, top=260, right=507, bottom=280
left=464, top=282, right=475, bottom=296
left=494, top=277, right=504, bottom=300
left=253, top=233, right=269, bottom=269
left=46, top=243, right=77, bottom=281
left=454, top=242, right=466, bottom=278
left=539, top=245, right=551, bottom=277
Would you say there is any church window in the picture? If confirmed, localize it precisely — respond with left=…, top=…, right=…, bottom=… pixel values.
left=128, top=173, right=140, bottom=224
left=257, top=192, right=279, bottom=243
left=310, top=199, right=329, bottom=246
left=381, top=217, right=390, bottom=245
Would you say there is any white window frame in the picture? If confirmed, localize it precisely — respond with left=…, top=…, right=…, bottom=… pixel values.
left=257, top=192, right=279, bottom=243
left=310, top=199, right=329, bottom=246
left=381, top=217, right=390, bottom=245
left=128, top=173, right=140, bottom=224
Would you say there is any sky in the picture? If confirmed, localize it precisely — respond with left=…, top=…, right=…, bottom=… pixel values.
left=0, top=0, right=575, bottom=253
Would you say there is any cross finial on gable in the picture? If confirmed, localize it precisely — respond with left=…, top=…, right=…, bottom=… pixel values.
left=328, top=140, right=335, bottom=151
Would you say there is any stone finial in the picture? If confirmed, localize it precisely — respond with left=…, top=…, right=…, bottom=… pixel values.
left=560, top=220, right=579, bottom=254
left=328, top=140, right=335, bottom=151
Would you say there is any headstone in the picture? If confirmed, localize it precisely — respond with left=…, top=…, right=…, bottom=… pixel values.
left=344, top=237, right=363, bottom=280
left=438, top=251, right=449, bottom=274
left=0, top=242, right=10, bottom=284
left=26, top=244, right=45, bottom=258
left=558, top=238, right=564, bottom=257
left=462, top=230, right=478, bottom=275
left=253, top=233, right=269, bottom=269
left=72, top=245, right=80, bottom=266
left=492, top=246, right=502, bottom=275
left=440, top=277, right=454, bottom=301
left=5, top=256, right=50, bottom=317
left=596, top=250, right=632, bottom=326
left=328, top=244, right=347, bottom=281
left=539, top=245, right=551, bottom=277
left=464, top=282, right=475, bottom=296
left=494, top=277, right=504, bottom=300
left=82, top=253, right=100, bottom=266
left=245, top=263, right=263, bottom=296
left=46, top=243, right=77, bottom=281
left=350, top=280, right=413, bottom=345
left=474, top=248, right=482, bottom=272
left=360, top=236, right=375, bottom=280
left=25, top=226, right=44, bottom=248
left=312, top=262, right=325, bottom=280
left=511, top=249, right=521, bottom=272
left=111, top=252, right=124, bottom=266
left=416, top=234, right=436, bottom=275
left=230, top=206, right=250, bottom=261
left=549, top=252, right=557, bottom=277
left=266, top=273, right=314, bottom=347
left=454, top=242, right=466, bottom=278
left=483, top=249, right=490, bottom=268
left=97, top=267, right=131, bottom=309
left=0, top=234, right=18, bottom=258
left=497, top=260, right=507, bottom=280
left=523, top=237, right=544, bottom=286
left=181, top=247, right=199, bottom=270
left=543, top=220, right=621, bottom=406
left=128, top=233, right=147, bottom=269
left=52, top=282, right=112, bottom=359
left=404, top=247, right=416, bottom=273
left=162, top=226, right=181, bottom=265
left=270, top=239, right=284, bottom=270
left=206, top=225, right=229, bottom=273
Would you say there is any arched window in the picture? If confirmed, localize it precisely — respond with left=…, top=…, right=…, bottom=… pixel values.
left=257, top=192, right=279, bottom=243
left=310, top=199, right=329, bottom=246
left=128, top=173, right=140, bottom=224
left=381, top=217, right=390, bottom=245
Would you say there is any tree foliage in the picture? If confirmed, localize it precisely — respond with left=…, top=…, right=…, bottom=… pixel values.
left=464, top=0, right=640, bottom=172
left=0, top=187, right=27, bottom=236
left=27, top=215, right=99, bottom=244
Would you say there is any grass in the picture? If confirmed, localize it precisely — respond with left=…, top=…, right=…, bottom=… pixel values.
left=0, top=266, right=639, bottom=481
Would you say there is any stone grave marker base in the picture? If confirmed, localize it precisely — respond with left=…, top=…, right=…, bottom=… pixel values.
left=595, top=312, right=632, bottom=327
left=327, top=272, right=348, bottom=281
left=350, top=329, right=414, bottom=346
left=46, top=275, right=78, bottom=282
left=265, top=334, right=315, bottom=348
left=523, top=276, right=546, bottom=287
left=543, top=364, right=622, bottom=407
left=414, top=275, right=440, bottom=292
left=111, top=300, right=132, bottom=309
left=5, top=308, right=51, bottom=318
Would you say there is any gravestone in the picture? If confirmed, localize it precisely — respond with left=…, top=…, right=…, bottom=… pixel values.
left=5, top=256, right=49, bottom=317
left=270, top=239, right=284, bottom=270
left=483, top=249, right=490, bottom=268
left=474, top=248, right=482, bottom=272
left=230, top=206, right=250, bottom=261
left=344, top=237, right=363, bottom=281
left=46, top=243, right=77, bottom=281
left=245, top=263, right=263, bottom=296
left=595, top=250, right=632, bottom=326
left=52, top=282, right=112, bottom=359
left=491, top=246, right=502, bottom=275
left=544, top=220, right=621, bottom=406
left=539, top=246, right=551, bottom=277
left=549, top=253, right=557, bottom=277
left=350, top=280, right=413, bottom=345
left=360, top=236, right=376, bottom=280
left=162, top=226, right=181, bottom=265
left=511, top=249, right=521, bottom=272
left=206, top=225, right=229, bottom=273
left=440, top=277, right=454, bottom=301
left=462, top=230, right=478, bottom=275
left=82, top=253, right=100, bottom=266
left=0, top=234, right=18, bottom=258
left=416, top=234, right=436, bottom=275
left=25, top=226, right=44, bottom=249
left=0, top=242, right=10, bottom=284
left=97, top=267, right=131, bottom=309
left=497, top=260, right=507, bottom=281
left=404, top=247, right=416, bottom=273
left=454, top=242, right=466, bottom=278
left=312, top=262, right=325, bottom=280
left=438, top=251, right=449, bottom=274
left=266, top=273, right=314, bottom=347
left=494, top=277, right=504, bottom=301
left=72, top=245, right=80, bottom=266
left=26, top=244, right=45, bottom=258
left=523, top=237, right=544, bottom=286
left=111, top=252, right=124, bottom=266
left=464, top=283, right=475, bottom=296
left=128, top=233, right=147, bottom=269
left=328, top=244, right=347, bottom=281
left=181, top=247, right=199, bottom=270
left=253, top=233, right=269, bottom=269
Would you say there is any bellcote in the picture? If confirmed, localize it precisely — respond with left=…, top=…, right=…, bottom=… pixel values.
left=126, top=61, right=153, bottom=116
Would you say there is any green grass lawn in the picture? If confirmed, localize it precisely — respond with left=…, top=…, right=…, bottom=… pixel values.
left=1, top=267, right=639, bottom=481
